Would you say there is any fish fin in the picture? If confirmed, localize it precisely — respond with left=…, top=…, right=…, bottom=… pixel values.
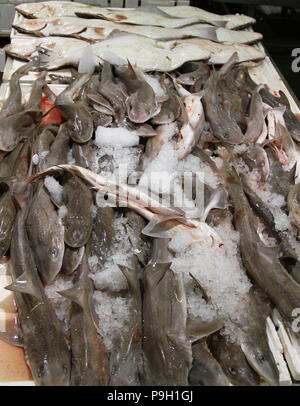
left=5, top=272, right=43, bottom=301
left=117, top=264, right=140, bottom=295
left=147, top=262, right=170, bottom=288
left=35, top=46, right=67, bottom=71
left=142, top=214, right=182, bottom=238
left=278, top=91, right=290, bottom=108
left=189, top=272, right=210, bottom=302
left=288, top=163, right=297, bottom=184
left=201, top=185, right=227, bottom=222
left=0, top=313, right=24, bottom=348
left=58, top=283, right=85, bottom=308
left=188, top=319, right=223, bottom=343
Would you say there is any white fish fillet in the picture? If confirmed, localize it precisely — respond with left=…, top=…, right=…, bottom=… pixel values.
left=13, top=17, right=262, bottom=45
left=173, top=39, right=265, bottom=64
left=160, top=6, right=256, bottom=30
left=36, top=33, right=211, bottom=72
left=16, top=2, right=200, bottom=29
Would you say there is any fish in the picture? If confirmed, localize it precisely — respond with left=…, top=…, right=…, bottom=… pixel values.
left=13, top=17, right=262, bottom=44
left=61, top=172, right=93, bottom=248
left=160, top=5, right=256, bottom=30
left=288, top=184, right=300, bottom=231
left=176, top=92, right=205, bottom=159
left=0, top=110, right=41, bottom=152
left=239, top=145, right=270, bottom=183
left=8, top=199, right=71, bottom=385
left=0, top=185, right=16, bottom=256
left=189, top=339, right=231, bottom=386
left=209, top=332, right=260, bottom=386
left=172, top=38, right=265, bottom=65
left=151, top=83, right=181, bottom=125
left=0, top=142, right=25, bottom=178
left=60, top=254, right=109, bottom=385
left=55, top=74, right=93, bottom=144
left=202, top=53, right=244, bottom=144
left=224, top=162, right=300, bottom=322
left=45, top=124, right=70, bottom=167
left=124, top=210, right=150, bottom=267
left=0, top=61, right=35, bottom=120
left=25, top=71, right=47, bottom=111
left=62, top=245, right=85, bottom=275
left=177, top=61, right=210, bottom=88
left=36, top=33, right=211, bottom=72
left=26, top=181, right=65, bottom=285
left=34, top=127, right=56, bottom=172
left=116, top=61, right=160, bottom=123
left=72, top=142, right=93, bottom=169
left=109, top=264, right=143, bottom=386
left=142, top=239, right=192, bottom=385
left=244, top=86, right=266, bottom=144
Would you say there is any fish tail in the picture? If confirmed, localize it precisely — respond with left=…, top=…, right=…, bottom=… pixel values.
left=35, top=47, right=67, bottom=70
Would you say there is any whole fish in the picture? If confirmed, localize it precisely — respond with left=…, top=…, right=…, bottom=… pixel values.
left=55, top=74, right=93, bottom=144
left=26, top=182, right=65, bottom=284
left=209, top=332, right=260, bottom=386
left=142, top=239, right=192, bottom=385
left=14, top=17, right=262, bottom=44
left=62, top=245, right=85, bottom=275
left=116, top=61, right=160, bottom=123
left=109, top=264, right=143, bottom=386
left=60, top=255, right=109, bottom=385
left=0, top=185, right=16, bottom=256
left=189, top=339, right=231, bottom=386
left=8, top=202, right=71, bottom=385
left=62, top=173, right=93, bottom=248
left=225, top=162, right=300, bottom=322
left=36, top=33, right=211, bottom=72
left=203, top=53, right=244, bottom=145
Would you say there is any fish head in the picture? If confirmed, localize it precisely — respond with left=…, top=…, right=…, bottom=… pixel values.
left=241, top=341, right=279, bottom=386
left=126, top=94, right=159, bottom=124
left=30, top=353, right=70, bottom=386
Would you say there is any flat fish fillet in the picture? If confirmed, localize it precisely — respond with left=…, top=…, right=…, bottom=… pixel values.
left=13, top=17, right=262, bottom=45
left=160, top=6, right=256, bottom=30
left=37, top=34, right=212, bottom=72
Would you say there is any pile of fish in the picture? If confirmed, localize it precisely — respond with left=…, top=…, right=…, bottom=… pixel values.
left=1, top=1, right=300, bottom=387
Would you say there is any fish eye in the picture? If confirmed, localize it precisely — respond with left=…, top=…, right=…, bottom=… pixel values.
left=50, top=248, right=58, bottom=259
left=258, top=354, right=265, bottom=363
left=228, top=367, right=237, bottom=376
left=62, top=365, right=69, bottom=376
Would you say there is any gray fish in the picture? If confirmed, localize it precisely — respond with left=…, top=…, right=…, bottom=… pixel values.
left=177, top=61, right=210, bottom=87
left=265, top=148, right=294, bottom=200
left=0, top=110, right=41, bottom=152
left=35, top=127, right=56, bottom=172
left=99, top=61, right=127, bottom=123
left=125, top=210, right=150, bottom=267
left=0, top=61, right=35, bottom=120
left=62, top=245, right=85, bottom=275
left=151, top=85, right=181, bottom=125
left=189, top=339, right=231, bottom=386
left=244, top=86, right=265, bottom=144
left=225, top=162, right=300, bottom=322
left=25, top=71, right=47, bottom=111
left=90, top=110, right=113, bottom=128
left=26, top=182, right=65, bottom=284
left=86, top=206, right=115, bottom=268
left=203, top=53, right=244, bottom=144
left=55, top=74, right=93, bottom=143
left=0, top=142, right=25, bottom=178
left=0, top=185, right=16, bottom=256
left=109, top=264, right=143, bottom=386
left=209, top=332, right=260, bottom=386
left=72, top=141, right=93, bottom=169
left=142, top=239, right=192, bottom=385
left=240, top=145, right=270, bottom=183
left=60, top=254, right=109, bottom=386
left=8, top=201, right=71, bottom=385
left=45, top=123, right=70, bottom=167
left=62, top=173, right=93, bottom=248
left=117, top=61, right=160, bottom=123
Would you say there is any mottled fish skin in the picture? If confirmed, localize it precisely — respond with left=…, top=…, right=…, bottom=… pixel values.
left=62, top=173, right=93, bottom=248
left=240, top=145, right=270, bottom=183
left=209, top=332, right=260, bottom=386
left=244, top=86, right=265, bottom=144
left=142, top=239, right=192, bottom=385
left=202, top=53, right=244, bottom=145
left=0, top=142, right=24, bottom=178
left=125, top=210, right=150, bottom=267
left=35, top=127, right=56, bottom=172
left=9, top=206, right=71, bottom=386
left=55, top=74, right=93, bottom=144
left=177, top=61, right=210, bottom=88
left=288, top=184, right=300, bottom=231
left=26, top=182, right=65, bottom=284
left=72, top=142, right=93, bottom=169
left=117, top=61, right=160, bottom=123
left=225, top=162, right=300, bottom=323
left=62, top=245, right=85, bottom=275
left=25, top=71, right=47, bottom=111
left=62, top=255, right=109, bottom=386
left=86, top=206, right=115, bottom=268
left=0, top=186, right=16, bottom=256
left=189, top=339, right=231, bottom=386
left=265, top=148, right=294, bottom=200
left=151, top=85, right=181, bottom=125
